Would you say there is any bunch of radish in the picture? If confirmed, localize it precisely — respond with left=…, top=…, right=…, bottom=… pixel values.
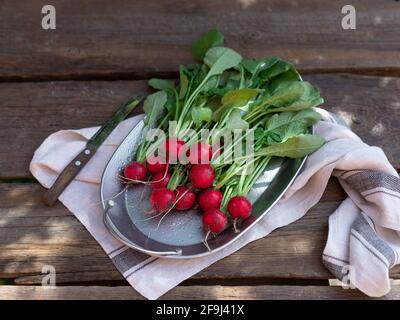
left=123, top=138, right=253, bottom=240
left=119, top=28, right=326, bottom=249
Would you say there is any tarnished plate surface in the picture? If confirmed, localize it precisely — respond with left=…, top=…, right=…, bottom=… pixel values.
left=100, top=119, right=310, bottom=259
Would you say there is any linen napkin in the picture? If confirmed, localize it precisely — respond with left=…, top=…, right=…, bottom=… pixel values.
left=30, top=114, right=400, bottom=299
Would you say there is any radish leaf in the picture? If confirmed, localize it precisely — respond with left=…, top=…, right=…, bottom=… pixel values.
left=221, top=88, right=261, bottom=108
left=148, top=78, right=175, bottom=91
left=179, top=66, right=189, bottom=99
left=213, top=88, right=260, bottom=120
left=143, top=91, right=167, bottom=126
left=191, top=107, right=212, bottom=124
left=226, top=109, right=249, bottom=130
left=256, top=134, right=325, bottom=158
left=204, top=47, right=242, bottom=77
left=192, top=28, right=224, bottom=60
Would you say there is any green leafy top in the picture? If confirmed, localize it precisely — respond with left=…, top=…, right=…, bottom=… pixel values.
left=255, top=109, right=321, bottom=148
left=143, top=91, right=167, bottom=126
left=204, top=47, right=242, bottom=77
left=256, top=134, right=325, bottom=158
left=192, top=28, right=225, bottom=60
left=135, top=28, right=327, bottom=201
left=148, top=78, right=175, bottom=91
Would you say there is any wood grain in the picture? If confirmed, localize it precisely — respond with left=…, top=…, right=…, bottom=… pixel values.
left=1, top=181, right=399, bottom=284
left=0, top=74, right=399, bottom=178
left=0, top=0, right=399, bottom=80
left=1, top=0, right=399, bottom=301
left=1, top=285, right=400, bottom=300
left=305, top=74, right=400, bottom=164
left=0, top=80, right=149, bottom=178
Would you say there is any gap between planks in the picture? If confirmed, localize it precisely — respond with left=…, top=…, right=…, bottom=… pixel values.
left=1, top=68, right=400, bottom=83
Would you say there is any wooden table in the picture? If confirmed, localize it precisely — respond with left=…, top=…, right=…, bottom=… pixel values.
left=1, top=0, right=400, bottom=300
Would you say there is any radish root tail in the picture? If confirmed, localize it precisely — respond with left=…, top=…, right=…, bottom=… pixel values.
left=203, top=230, right=212, bottom=251
left=233, top=219, right=240, bottom=233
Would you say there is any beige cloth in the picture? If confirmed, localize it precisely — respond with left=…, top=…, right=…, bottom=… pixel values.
left=30, top=115, right=400, bottom=299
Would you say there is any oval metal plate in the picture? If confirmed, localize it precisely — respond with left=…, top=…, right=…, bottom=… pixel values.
left=100, top=119, right=310, bottom=259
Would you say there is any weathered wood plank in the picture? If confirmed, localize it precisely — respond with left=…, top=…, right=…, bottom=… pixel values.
left=1, top=181, right=399, bottom=284
left=308, top=74, right=400, bottom=164
left=0, top=80, right=149, bottom=178
left=0, top=181, right=337, bottom=282
left=0, top=0, right=399, bottom=79
left=0, top=74, right=399, bottom=178
left=1, top=285, right=400, bottom=300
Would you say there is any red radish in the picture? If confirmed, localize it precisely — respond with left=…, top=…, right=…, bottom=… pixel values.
left=227, top=196, right=252, bottom=220
left=150, top=188, right=175, bottom=212
left=175, top=186, right=196, bottom=210
left=187, top=142, right=212, bottom=164
left=123, top=161, right=146, bottom=183
left=151, top=172, right=171, bottom=189
left=163, top=138, right=186, bottom=163
left=198, top=189, right=223, bottom=211
left=189, top=164, right=215, bottom=189
left=202, top=208, right=227, bottom=233
left=146, top=155, right=167, bottom=174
